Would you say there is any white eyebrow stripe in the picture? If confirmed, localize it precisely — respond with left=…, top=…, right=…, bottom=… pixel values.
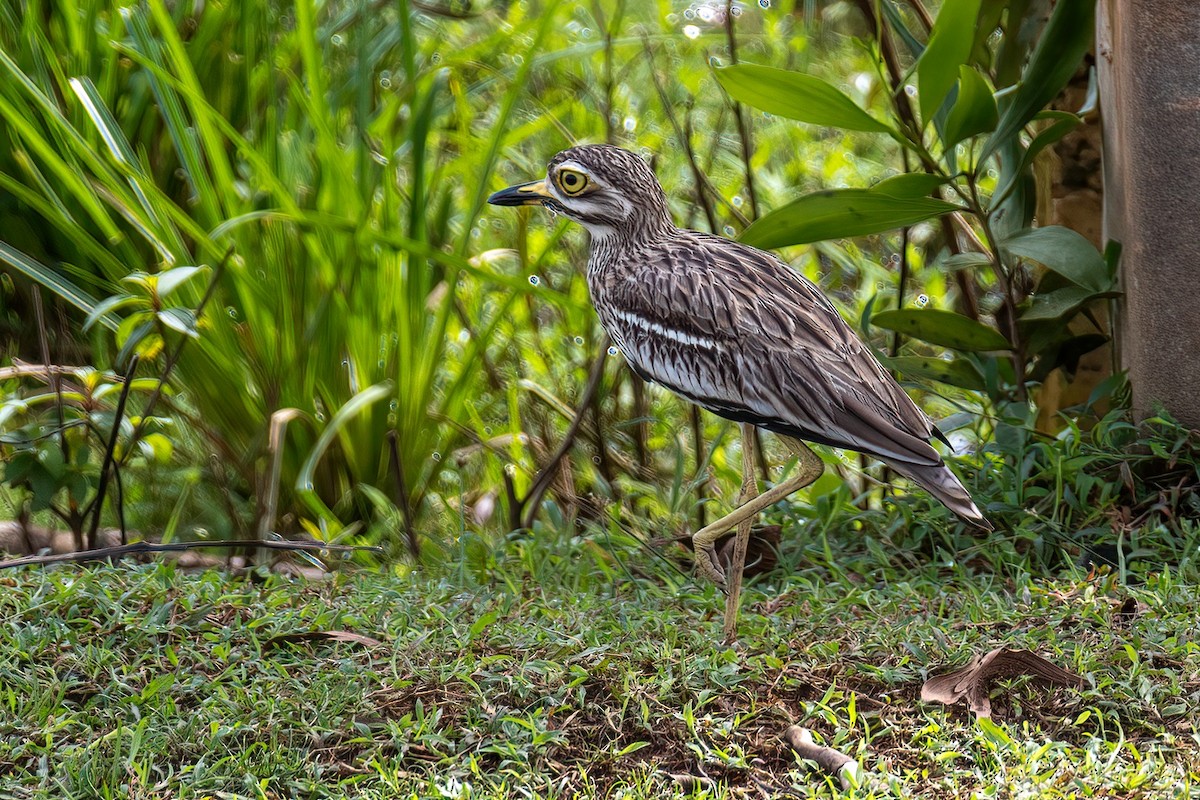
left=611, top=308, right=724, bottom=350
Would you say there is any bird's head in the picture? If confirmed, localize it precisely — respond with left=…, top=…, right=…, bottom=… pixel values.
left=487, top=144, right=674, bottom=241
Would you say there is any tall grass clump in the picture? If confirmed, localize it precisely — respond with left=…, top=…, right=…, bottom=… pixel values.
left=0, top=1, right=591, bottom=550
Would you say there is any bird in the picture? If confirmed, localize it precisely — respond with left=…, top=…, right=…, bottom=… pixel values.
left=488, top=144, right=991, bottom=641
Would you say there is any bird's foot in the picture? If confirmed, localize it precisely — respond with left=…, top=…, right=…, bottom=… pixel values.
left=692, top=539, right=727, bottom=591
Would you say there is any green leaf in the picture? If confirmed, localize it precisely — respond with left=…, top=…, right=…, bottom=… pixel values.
left=714, top=64, right=892, bottom=133
left=981, top=0, right=1095, bottom=162
left=871, top=309, right=1011, bottom=352
left=27, top=463, right=58, bottom=511
left=122, top=272, right=157, bottom=294
left=139, top=432, right=174, bottom=463
left=943, top=66, right=998, bottom=148
left=83, top=294, right=140, bottom=332
left=991, top=112, right=1082, bottom=204
left=1030, top=333, right=1109, bottom=382
left=740, top=190, right=961, bottom=249
left=1027, top=111, right=1083, bottom=162
left=917, top=0, right=983, bottom=123
left=871, top=173, right=951, bottom=199
left=469, top=609, right=500, bottom=639
left=1021, top=287, right=1120, bottom=322
left=2, top=451, right=37, bottom=484
left=0, top=243, right=112, bottom=330
left=296, top=382, right=394, bottom=519
left=158, top=307, right=200, bottom=338
left=116, top=319, right=155, bottom=368
left=883, top=355, right=986, bottom=392
left=155, top=265, right=210, bottom=298
left=1001, top=226, right=1111, bottom=292
left=942, top=252, right=993, bottom=271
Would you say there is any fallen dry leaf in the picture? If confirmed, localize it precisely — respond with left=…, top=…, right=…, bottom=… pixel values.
left=921, top=647, right=1083, bottom=719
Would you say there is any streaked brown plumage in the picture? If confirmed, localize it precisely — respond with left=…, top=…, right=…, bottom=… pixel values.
left=489, top=144, right=991, bottom=606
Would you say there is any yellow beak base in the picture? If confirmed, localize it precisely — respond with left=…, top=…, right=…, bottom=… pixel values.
left=487, top=179, right=553, bottom=206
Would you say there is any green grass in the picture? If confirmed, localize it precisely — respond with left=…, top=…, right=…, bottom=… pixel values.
left=2, top=527, right=1198, bottom=799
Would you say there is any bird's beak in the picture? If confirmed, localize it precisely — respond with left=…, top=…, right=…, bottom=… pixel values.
left=487, top=179, right=553, bottom=206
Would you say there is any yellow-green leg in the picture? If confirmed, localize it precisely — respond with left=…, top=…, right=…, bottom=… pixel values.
left=690, top=434, right=825, bottom=641
left=722, top=424, right=760, bottom=643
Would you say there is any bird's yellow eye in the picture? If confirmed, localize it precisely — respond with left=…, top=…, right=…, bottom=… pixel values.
left=557, top=169, right=589, bottom=196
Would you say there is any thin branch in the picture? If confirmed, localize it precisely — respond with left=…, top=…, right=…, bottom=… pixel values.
left=520, top=340, right=611, bottom=531
left=724, top=0, right=760, bottom=220
left=642, top=34, right=720, bottom=232
left=85, top=354, right=139, bottom=550
left=0, top=538, right=383, bottom=570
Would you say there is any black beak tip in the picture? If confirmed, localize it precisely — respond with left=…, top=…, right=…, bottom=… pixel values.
left=487, top=187, right=528, bottom=207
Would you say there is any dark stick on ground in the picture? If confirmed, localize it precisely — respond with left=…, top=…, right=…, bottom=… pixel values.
left=0, top=539, right=383, bottom=570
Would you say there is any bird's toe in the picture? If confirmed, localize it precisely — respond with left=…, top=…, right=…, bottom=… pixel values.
left=693, top=543, right=727, bottom=590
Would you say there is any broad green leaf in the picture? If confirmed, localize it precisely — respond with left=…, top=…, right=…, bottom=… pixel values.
left=981, top=0, right=1095, bottom=162
left=714, top=64, right=892, bottom=133
left=2, top=452, right=37, bottom=484
left=740, top=190, right=961, bottom=249
left=917, top=0, right=983, bottom=123
left=158, top=308, right=200, bottom=338
left=943, top=66, right=998, bottom=148
left=27, top=464, right=58, bottom=511
left=884, top=355, right=986, bottom=392
left=872, top=173, right=951, bottom=199
left=1001, top=226, right=1110, bottom=292
left=156, top=265, right=210, bottom=298
left=139, top=432, right=174, bottom=463
left=1021, top=287, right=1120, bottom=322
left=871, top=309, right=1012, bottom=352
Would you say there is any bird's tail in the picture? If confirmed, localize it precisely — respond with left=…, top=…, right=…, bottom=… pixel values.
left=883, top=458, right=993, bottom=531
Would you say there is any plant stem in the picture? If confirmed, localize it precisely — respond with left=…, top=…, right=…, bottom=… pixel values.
left=725, top=0, right=759, bottom=220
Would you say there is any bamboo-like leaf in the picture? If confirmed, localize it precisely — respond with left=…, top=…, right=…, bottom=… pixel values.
left=981, top=0, right=1095, bottom=163
left=714, top=64, right=893, bottom=133
left=917, top=0, right=983, bottom=123
left=871, top=173, right=951, bottom=199
left=157, top=308, right=200, bottom=338
left=942, top=66, right=998, bottom=149
left=872, top=309, right=1012, bottom=352
left=740, top=190, right=961, bottom=249
left=1022, top=287, right=1120, bottom=322
left=883, top=355, right=986, bottom=392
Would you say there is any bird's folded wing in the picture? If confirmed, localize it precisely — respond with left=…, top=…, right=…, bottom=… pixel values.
left=603, top=233, right=942, bottom=467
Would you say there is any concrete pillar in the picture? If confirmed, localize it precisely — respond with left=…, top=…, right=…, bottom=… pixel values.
left=1098, top=0, right=1200, bottom=427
